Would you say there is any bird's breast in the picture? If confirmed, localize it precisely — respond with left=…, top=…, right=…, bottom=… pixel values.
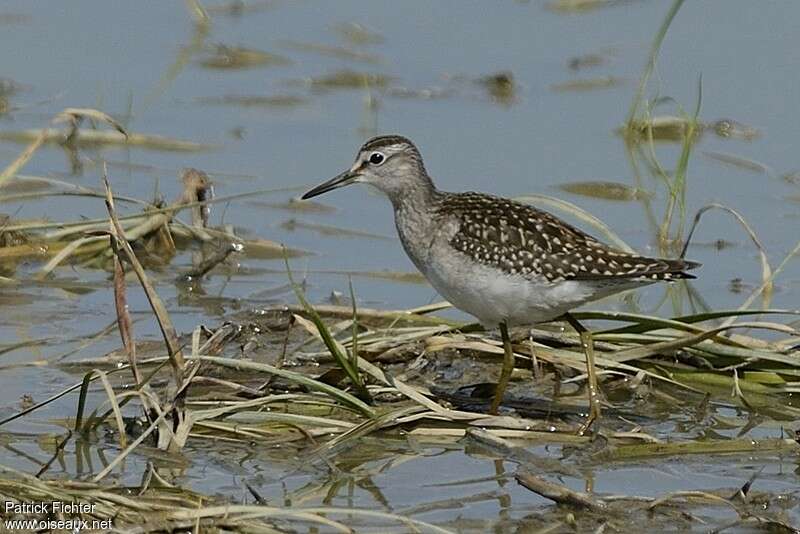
left=393, top=204, right=449, bottom=275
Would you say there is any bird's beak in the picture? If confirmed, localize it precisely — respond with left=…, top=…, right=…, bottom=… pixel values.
left=301, top=168, right=359, bottom=200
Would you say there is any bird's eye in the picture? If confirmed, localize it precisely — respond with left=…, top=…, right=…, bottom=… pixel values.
left=368, top=152, right=385, bottom=165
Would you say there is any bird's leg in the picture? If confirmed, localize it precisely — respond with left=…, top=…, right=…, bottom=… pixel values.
left=563, top=312, right=601, bottom=435
left=489, top=321, right=515, bottom=415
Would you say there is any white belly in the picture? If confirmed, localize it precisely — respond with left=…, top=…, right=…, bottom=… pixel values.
left=424, top=247, right=649, bottom=327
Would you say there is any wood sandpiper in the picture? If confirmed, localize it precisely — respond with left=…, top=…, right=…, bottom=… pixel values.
left=302, top=135, right=700, bottom=433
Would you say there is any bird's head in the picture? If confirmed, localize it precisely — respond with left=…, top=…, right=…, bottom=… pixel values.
left=302, top=135, right=432, bottom=201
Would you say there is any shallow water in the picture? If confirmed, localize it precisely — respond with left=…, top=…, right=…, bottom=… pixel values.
left=1, top=1, right=799, bottom=531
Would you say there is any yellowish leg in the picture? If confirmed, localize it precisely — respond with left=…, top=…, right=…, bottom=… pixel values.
left=489, top=322, right=515, bottom=415
left=563, top=313, right=601, bottom=435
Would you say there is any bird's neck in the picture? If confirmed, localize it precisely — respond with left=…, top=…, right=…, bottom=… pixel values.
left=386, top=172, right=438, bottom=212
left=391, top=177, right=441, bottom=275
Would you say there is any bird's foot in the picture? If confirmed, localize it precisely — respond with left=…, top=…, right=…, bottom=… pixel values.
left=578, top=389, right=602, bottom=436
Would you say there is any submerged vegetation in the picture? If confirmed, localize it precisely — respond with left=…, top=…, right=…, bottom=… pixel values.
left=0, top=0, right=799, bottom=532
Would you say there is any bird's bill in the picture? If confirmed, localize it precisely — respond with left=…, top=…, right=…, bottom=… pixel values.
left=301, top=169, right=358, bottom=200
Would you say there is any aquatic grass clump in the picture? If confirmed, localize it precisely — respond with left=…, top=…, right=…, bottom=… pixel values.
left=0, top=105, right=213, bottom=153
left=613, top=0, right=793, bottom=322
left=41, top=299, right=800, bottom=447
left=619, top=0, right=701, bottom=249
left=623, top=82, right=703, bottom=250
left=0, top=465, right=455, bottom=533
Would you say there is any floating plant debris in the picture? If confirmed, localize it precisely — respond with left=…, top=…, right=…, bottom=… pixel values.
left=551, top=76, right=624, bottom=92
left=558, top=181, right=651, bottom=201
left=194, top=94, right=308, bottom=108
left=568, top=53, right=608, bottom=70
left=711, top=118, right=761, bottom=140
left=205, top=0, right=274, bottom=16
left=248, top=197, right=337, bottom=214
left=333, top=22, right=385, bottom=46
left=198, top=45, right=291, bottom=69
left=279, top=218, right=392, bottom=240
left=384, top=86, right=454, bottom=100
left=702, top=150, right=770, bottom=174
left=0, top=129, right=213, bottom=152
left=280, top=40, right=381, bottom=64
left=624, top=115, right=702, bottom=142
left=546, top=0, right=630, bottom=13
left=477, top=71, right=517, bottom=105
left=289, top=69, right=393, bottom=91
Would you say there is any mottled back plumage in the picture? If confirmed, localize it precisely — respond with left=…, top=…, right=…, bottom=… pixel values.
left=437, top=191, right=698, bottom=283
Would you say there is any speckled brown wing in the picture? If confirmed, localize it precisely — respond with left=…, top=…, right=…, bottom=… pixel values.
left=438, top=192, right=699, bottom=283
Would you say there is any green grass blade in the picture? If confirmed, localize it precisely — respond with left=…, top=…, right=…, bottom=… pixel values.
left=284, top=255, right=372, bottom=404
left=196, top=355, right=375, bottom=418
left=348, top=276, right=360, bottom=375
left=626, top=0, right=686, bottom=125
left=598, top=309, right=800, bottom=335
left=74, top=371, right=96, bottom=433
